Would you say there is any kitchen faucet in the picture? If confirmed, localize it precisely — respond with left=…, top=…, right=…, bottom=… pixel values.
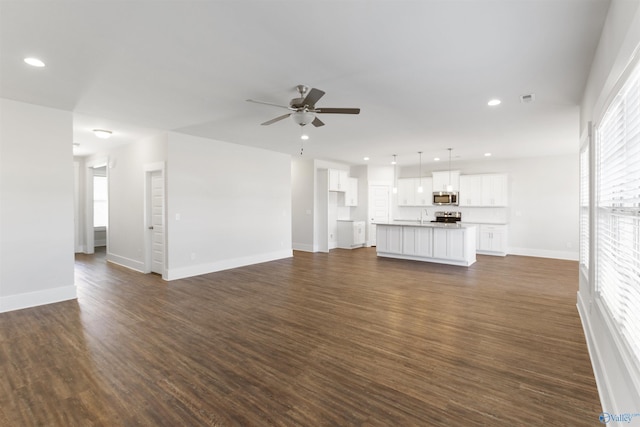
left=420, top=208, right=428, bottom=225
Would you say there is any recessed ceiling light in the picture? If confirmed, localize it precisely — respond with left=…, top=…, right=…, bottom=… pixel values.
left=487, top=99, right=501, bottom=106
left=93, top=129, right=112, bottom=139
left=434, top=157, right=440, bottom=161
left=300, top=134, right=309, bottom=140
left=363, top=156, right=370, bottom=161
left=24, top=57, right=45, bottom=67
left=484, top=152, right=492, bottom=157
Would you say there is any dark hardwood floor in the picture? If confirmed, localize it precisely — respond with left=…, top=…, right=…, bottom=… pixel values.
left=0, top=248, right=601, bottom=426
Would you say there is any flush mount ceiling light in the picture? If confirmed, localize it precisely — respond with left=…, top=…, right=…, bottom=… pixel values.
left=487, top=99, right=501, bottom=106
left=434, top=157, right=440, bottom=161
left=484, top=152, right=492, bottom=157
left=93, top=129, right=112, bottom=139
left=24, top=57, right=45, bottom=67
left=363, top=156, right=370, bottom=161
left=300, top=134, right=309, bottom=140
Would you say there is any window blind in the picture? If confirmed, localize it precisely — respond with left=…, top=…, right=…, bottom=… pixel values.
left=595, top=60, right=640, bottom=366
left=580, top=144, right=589, bottom=271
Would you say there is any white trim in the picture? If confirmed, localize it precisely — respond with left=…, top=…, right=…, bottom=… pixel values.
left=166, top=250, right=293, bottom=281
left=0, top=286, right=76, bottom=313
left=507, top=247, right=578, bottom=261
left=143, top=162, right=166, bottom=279
left=292, top=243, right=314, bottom=252
left=578, top=292, right=640, bottom=419
left=107, top=252, right=145, bottom=273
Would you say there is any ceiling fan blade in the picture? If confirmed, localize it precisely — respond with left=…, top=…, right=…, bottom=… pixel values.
left=315, top=107, right=360, bottom=114
left=246, top=99, right=291, bottom=110
left=312, top=117, right=325, bottom=127
left=302, top=88, right=325, bottom=108
left=261, top=113, right=291, bottom=126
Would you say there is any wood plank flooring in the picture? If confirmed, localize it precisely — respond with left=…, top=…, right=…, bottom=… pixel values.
left=0, top=248, right=601, bottom=426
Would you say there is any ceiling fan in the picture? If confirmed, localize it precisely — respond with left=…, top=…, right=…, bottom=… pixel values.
left=246, top=85, right=360, bottom=127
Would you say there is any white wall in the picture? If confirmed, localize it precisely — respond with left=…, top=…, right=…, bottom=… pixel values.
left=395, top=154, right=579, bottom=260
left=0, top=99, right=75, bottom=312
left=165, top=132, right=292, bottom=280
left=291, top=158, right=315, bottom=251
left=578, top=0, right=640, bottom=419
left=95, top=134, right=168, bottom=271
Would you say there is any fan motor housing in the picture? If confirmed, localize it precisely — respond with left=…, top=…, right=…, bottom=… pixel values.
left=290, top=97, right=305, bottom=109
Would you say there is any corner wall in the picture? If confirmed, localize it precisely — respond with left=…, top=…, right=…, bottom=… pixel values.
left=0, top=99, right=75, bottom=312
left=165, top=132, right=292, bottom=279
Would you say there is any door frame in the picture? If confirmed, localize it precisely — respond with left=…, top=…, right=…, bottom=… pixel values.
left=143, top=162, right=166, bottom=278
left=83, top=157, right=109, bottom=254
left=368, top=183, right=391, bottom=247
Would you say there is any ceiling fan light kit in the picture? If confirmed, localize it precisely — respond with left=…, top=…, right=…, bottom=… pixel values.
left=247, top=84, right=360, bottom=128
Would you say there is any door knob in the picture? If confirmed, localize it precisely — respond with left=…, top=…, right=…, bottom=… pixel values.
left=148, top=226, right=154, bottom=230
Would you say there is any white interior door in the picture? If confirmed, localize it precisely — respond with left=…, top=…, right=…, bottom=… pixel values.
left=369, top=185, right=390, bottom=246
left=149, top=170, right=165, bottom=274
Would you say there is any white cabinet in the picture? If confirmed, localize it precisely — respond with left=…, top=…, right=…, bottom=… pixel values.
left=481, top=174, right=508, bottom=206
left=478, top=224, right=507, bottom=256
left=432, top=170, right=460, bottom=192
left=328, top=169, right=348, bottom=192
left=337, top=220, right=365, bottom=249
left=345, top=177, right=358, bottom=206
left=433, top=227, right=467, bottom=261
left=377, top=224, right=476, bottom=266
left=458, top=173, right=508, bottom=206
left=376, top=225, right=403, bottom=254
left=459, top=175, right=483, bottom=206
left=397, top=177, right=432, bottom=206
left=397, top=178, right=416, bottom=206
left=402, top=227, right=433, bottom=257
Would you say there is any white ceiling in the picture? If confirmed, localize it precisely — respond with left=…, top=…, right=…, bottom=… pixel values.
left=0, top=0, right=610, bottom=166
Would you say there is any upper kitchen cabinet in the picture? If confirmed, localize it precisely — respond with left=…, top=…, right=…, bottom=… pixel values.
left=345, top=177, right=358, bottom=206
left=459, top=175, right=483, bottom=206
left=459, top=173, right=508, bottom=207
left=432, top=171, right=460, bottom=192
left=328, top=169, right=348, bottom=192
left=481, top=174, right=508, bottom=206
left=397, top=177, right=432, bottom=206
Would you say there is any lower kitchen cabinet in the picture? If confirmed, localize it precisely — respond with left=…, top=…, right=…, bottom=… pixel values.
left=376, top=224, right=403, bottom=254
left=337, top=220, right=366, bottom=249
left=402, top=227, right=433, bottom=257
left=478, top=224, right=507, bottom=256
left=376, top=224, right=476, bottom=266
left=433, top=228, right=467, bottom=261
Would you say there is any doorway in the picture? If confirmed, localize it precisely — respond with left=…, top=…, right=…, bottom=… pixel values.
left=368, top=185, right=391, bottom=246
left=82, top=161, right=109, bottom=255
left=144, top=164, right=165, bottom=277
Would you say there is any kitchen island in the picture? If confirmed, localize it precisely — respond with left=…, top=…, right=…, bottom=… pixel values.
left=375, top=221, right=476, bottom=267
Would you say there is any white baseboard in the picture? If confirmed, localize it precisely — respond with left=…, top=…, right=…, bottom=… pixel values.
left=292, top=243, right=314, bottom=252
left=0, top=285, right=77, bottom=313
left=508, top=246, right=578, bottom=261
left=166, top=249, right=293, bottom=281
left=106, top=252, right=145, bottom=273
left=578, top=291, right=640, bottom=424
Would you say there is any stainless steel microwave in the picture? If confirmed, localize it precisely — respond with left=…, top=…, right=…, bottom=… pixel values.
left=433, top=191, right=459, bottom=206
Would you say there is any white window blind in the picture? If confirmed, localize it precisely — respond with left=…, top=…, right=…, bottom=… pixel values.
left=580, top=143, right=589, bottom=272
left=93, top=175, right=108, bottom=227
left=595, top=60, right=640, bottom=366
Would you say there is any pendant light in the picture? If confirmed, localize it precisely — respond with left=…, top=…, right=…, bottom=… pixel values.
left=417, top=151, right=424, bottom=193
left=392, top=154, right=398, bottom=194
left=446, top=148, right=453, bottom=192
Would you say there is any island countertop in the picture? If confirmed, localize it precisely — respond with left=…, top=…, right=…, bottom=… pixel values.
left=374, top=220, right=476, bottom=229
